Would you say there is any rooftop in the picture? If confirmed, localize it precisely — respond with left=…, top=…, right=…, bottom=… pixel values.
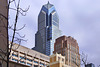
left=44, top=1, right=53, bottom=9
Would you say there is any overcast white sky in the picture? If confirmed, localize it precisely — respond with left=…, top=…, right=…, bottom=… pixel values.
left=9, top=0, right=100, bottom=66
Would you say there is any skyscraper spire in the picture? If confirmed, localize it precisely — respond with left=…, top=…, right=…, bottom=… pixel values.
left=48, top=1, right=50, bottom=4
left=44, top=1, right=53, bottom=9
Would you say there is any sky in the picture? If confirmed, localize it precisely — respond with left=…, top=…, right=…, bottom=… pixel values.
left=9, top=0, right=100, bottom=66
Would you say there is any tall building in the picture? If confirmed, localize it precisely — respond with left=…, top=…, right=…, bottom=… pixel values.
left=53, top=35, right=80, bottom=67
left=0, top=0, right=8, bottom=67
left=33, top=2, right=61, bottom=56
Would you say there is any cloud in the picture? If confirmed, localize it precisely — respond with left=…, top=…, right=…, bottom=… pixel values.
left=9, top=0, right=100, bottom=66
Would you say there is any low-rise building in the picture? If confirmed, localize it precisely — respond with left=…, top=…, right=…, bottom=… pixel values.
left=9, top=43, right=50, bottom=67
left=49, top=53, right=70, bottom=67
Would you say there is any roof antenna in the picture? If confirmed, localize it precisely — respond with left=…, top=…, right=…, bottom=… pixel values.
left=48, top=1, right=50, bottom=4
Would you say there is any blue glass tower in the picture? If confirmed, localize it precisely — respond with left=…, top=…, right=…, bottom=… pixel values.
left=33, top=2, right=61, bottom=56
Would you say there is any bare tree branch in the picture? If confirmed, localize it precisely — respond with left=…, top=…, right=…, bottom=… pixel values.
left=15, top=32, right=25, bottom=38
left=0, top=0, right=29, bottom=67
left=16, top=24, right=26, bottom=31
left=9, top=0, right=20, bottom=54
left=81, top=52, right=88, bottom=67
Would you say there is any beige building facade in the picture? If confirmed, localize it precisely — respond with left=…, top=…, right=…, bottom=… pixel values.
left=9, top=43, right=50, bottom=67
left=9, top=61, right=30, bottom=67
left=49, top=53, right=69, bottom=67
left=53, top=36, right=80, bottom=67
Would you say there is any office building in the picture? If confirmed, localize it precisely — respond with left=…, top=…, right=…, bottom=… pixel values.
left=33, top=2, right=61, bottom=56
left=49, top=53, right=70, bottom=67
left=9, top=43, right=50, bottom=67
left=85, top=63, right=95, bottom=67
left=53, top=35, right=80, bottom=67
left=0, top=0, right=8, bottom=67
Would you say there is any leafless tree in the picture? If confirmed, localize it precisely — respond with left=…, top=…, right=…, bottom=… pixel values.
left=72, top=52, right=89, bottom=67
left=72, top=59, right=80, bottom=67
left=0, top=0, right=29, bottom=67
left=81, top=52, right=89, bottom=67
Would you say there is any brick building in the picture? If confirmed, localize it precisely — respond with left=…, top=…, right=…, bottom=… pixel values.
left=53, top=35, right=80, bottom=67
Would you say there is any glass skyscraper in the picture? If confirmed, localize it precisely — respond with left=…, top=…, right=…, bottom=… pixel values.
left=33, top=2, right=61, bottom=56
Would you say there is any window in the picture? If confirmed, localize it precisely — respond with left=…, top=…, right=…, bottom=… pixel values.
left=12, top=58, right=18, bottom=62
left=68, top=44, right=69, bottom=48
left=69, top=51, right=70, bottom=62
left=58, top=57, right=60, bottom=61
left=20, top=56, right=25, bottom=59
left=12, top=54, right=18, bottom=57
left=40, top=62, right=44, bottom=66
left=27, top=63, right=32, bottom=66
left=53, top=13, right=59, bottom=23
left=53, top=21, right=58, bottom=27
left=46, top=14, right=48, bottom=26
left=62, top=58, right=64, bottom=62
left=47, top=27, right=52, bottom=40
left=27, top=58, right=32, bottom=62
left=20, top=61, right=25, bottom=64
left=34, top=61, right=38, bottom=64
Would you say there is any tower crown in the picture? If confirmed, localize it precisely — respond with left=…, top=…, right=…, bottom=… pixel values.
left=44, top=1, right=53, bottom=9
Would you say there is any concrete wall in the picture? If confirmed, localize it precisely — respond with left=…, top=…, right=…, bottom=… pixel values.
left=9, top=43, right=50, bottom=67
left=9, top=61, right=30, bottom=67
left=49, top=53, right=66, bottom=67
